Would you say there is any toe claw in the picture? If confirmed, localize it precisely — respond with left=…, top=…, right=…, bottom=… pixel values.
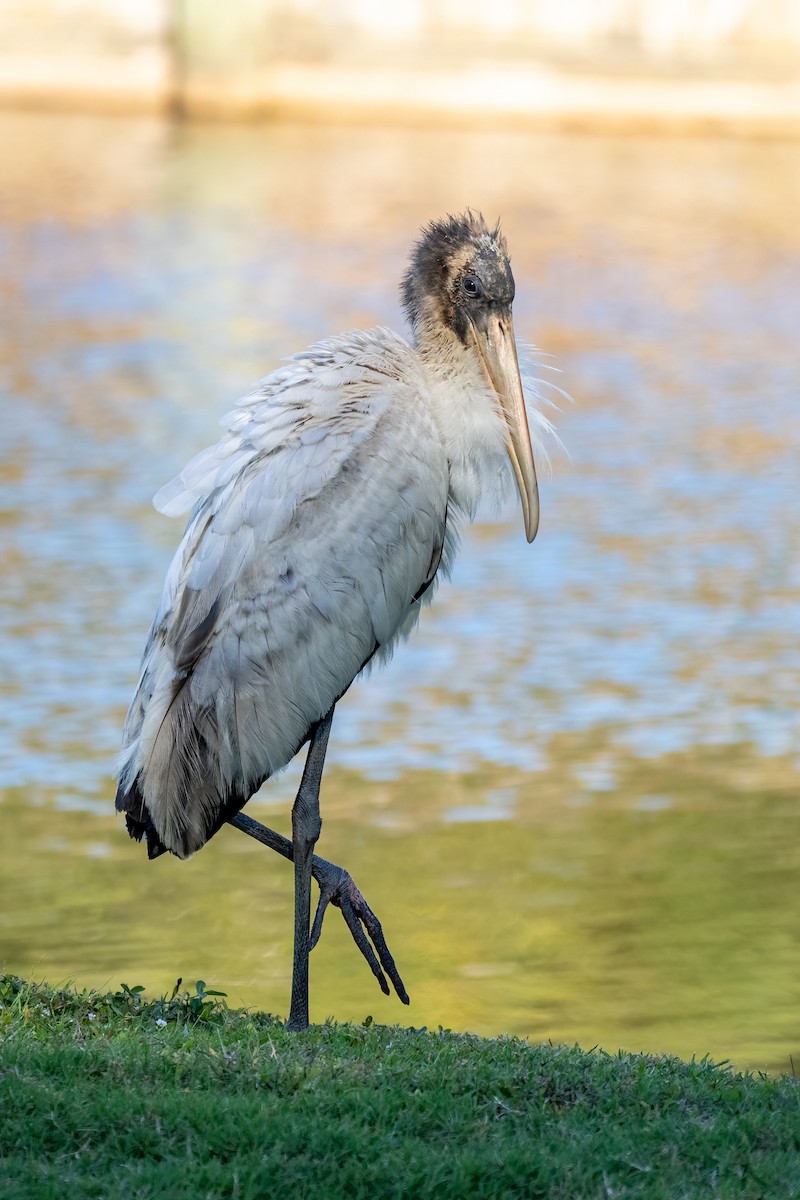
left=346, top=882, right=409, bottom=1005
left=338, top=889, right=391, bottom=995
left=309, top=890, right=331, bottom=951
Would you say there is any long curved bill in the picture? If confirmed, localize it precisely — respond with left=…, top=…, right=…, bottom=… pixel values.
left=470, top=311, right=540, bottom=542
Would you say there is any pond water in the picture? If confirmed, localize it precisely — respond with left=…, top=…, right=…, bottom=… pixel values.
left=1, top=111, right=799, bottom=1072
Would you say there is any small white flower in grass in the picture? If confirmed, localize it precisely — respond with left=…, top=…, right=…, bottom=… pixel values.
left=155, top=1018, right=167, bottom=1028
left=87, top=1012, right=96, bottom=1022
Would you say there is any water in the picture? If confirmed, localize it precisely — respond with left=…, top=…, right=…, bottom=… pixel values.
left=1, top=111, right=799, bottom=1071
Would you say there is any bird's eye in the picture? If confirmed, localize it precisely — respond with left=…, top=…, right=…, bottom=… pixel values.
left=462, top=275, right=482, bottom=298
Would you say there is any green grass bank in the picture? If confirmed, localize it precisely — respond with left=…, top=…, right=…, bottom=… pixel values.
left=1, top=976, right=799, bottom=1199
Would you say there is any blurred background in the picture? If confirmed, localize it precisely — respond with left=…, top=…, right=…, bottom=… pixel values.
left=1, top=2, right=799, bottom=1073
left=2, top=0, right=800, bottom=130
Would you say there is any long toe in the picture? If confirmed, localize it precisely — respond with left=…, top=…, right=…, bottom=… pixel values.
left=310, top=857, right=409, bottom=1004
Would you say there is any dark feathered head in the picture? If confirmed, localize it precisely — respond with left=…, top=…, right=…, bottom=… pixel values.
left=400, top=212, right=539, bottom=542
left=401, top=211, right=514, bottom=344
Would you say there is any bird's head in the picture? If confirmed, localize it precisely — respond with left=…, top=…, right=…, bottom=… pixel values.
left=401, top=211, right=539, bottom=541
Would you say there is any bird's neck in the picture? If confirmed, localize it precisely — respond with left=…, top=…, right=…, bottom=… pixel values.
left=414, top=320, right=512, bottom=521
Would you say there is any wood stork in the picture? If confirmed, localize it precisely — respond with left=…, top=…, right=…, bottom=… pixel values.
left=116, top=211, right=553, bottom=1030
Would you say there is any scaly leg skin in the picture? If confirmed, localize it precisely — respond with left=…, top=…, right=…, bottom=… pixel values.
left=229, top=810, right=409, bottom=1013
left=285, top=707, right=333, bottom=1031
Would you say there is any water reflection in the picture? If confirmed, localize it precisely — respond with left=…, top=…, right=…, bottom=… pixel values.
left=1, top=111, right=798, bottom=1071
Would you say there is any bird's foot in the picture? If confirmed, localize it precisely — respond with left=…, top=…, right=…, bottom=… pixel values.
left=310, top=856, right=410, bottom=1006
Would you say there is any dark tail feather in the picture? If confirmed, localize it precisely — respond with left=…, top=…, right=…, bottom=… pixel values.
left=116, top=777, right=168, bottom=860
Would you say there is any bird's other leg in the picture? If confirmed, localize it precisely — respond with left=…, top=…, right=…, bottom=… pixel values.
left=286, top=706, right=334, bottom=1032
left=309, top=855, right=409, bottom=1006
left=228, top=820, right=409, bottom=1007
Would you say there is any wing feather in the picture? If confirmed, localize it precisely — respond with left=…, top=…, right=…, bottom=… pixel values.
left=118, top=331, right=449, bottom=857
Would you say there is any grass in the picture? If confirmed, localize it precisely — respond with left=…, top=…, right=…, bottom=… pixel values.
left=1, top=976, right=799, bottom=1199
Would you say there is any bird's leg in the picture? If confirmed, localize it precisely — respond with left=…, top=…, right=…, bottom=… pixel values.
left=285, top=707, right=333, bottom=1031
left=228, top=819, right=409, bottom=1007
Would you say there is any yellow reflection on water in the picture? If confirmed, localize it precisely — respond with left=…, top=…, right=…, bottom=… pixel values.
left=2, top=741, right=798, bottom=1074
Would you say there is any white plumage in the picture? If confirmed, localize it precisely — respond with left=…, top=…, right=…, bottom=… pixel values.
left=116, top=211, right=556, bottom=1027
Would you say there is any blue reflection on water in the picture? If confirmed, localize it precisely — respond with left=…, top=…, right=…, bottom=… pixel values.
left=1, top=131, right=799, bottom=803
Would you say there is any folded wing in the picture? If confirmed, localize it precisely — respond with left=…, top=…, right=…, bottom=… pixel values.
left=117, top=331, right=450, bottom=858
